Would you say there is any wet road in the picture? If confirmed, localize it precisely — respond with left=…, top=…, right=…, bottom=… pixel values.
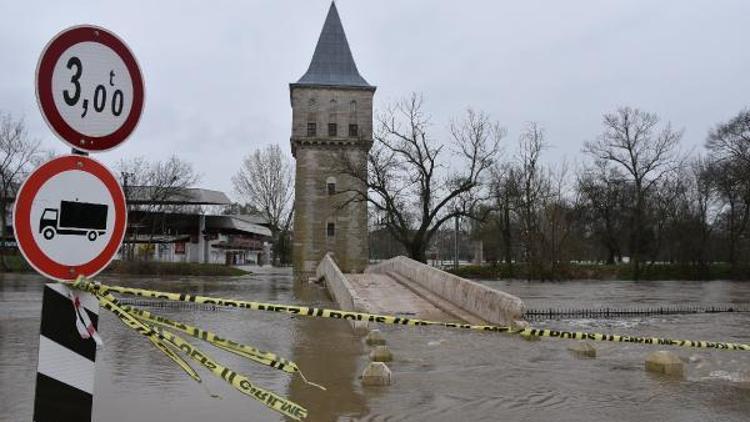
left=1, top=272, right=749, bottom=421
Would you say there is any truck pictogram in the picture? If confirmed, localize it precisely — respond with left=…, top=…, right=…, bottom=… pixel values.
left=39, top=200, right=108, bottom=241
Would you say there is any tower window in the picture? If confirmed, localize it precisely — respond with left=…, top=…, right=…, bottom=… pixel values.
left=326, top=176, right=336, bottom=195
left=328, top=123, right=337, bottom=137
left=348, top=124, right=358, bottom=137
left=327, top=222, right=335, bottom=237
left=307, top=122, right=317, bottom=137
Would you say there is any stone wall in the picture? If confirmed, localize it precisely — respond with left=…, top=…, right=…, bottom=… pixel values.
left=315, top=252, right=365, bottom=312
left=367, top=256, right=527, bottom=327
left=290, top=86, right=374, bottom=142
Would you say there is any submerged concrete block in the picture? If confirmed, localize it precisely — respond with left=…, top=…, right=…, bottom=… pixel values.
left=352, top=321, right=370, bottom=336
left=567, top=342, right=597, bottom=358
left=739, top=370, right=750, bottom=389
left=362, top=362, right=392, bottom=386
left=369, top=345, right=393, bottom=362
left=521, top=332, right=541, bottom=342
left=645, top=351, right=684, bottom=377
left=366, top=329, right=386, bottom=346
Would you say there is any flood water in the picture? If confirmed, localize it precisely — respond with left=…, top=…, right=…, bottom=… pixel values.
left=1, top=272, right=749, bottom=421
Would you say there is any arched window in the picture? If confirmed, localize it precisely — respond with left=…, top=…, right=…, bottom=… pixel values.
left=326, top=176, right=336, bottom=195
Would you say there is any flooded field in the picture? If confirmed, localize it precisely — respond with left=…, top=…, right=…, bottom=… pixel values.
left=1, top=272, right=749, bottom=421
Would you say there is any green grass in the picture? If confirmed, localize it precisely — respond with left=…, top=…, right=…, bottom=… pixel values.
left=448, top=262, right=749, bottom=281
left=0, top=255, right=33, bottom=272
left=0, top=255, right=248, bottom=277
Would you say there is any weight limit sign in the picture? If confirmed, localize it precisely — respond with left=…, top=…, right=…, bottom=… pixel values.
left=36, top=25, right=145, bottom=152
left=13, top=155, right=127, bottom=282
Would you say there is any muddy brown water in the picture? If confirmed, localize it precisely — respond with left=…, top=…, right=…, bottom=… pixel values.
left=1, top=272, right=749, bottom=421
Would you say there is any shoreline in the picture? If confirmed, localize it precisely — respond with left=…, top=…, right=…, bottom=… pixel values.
left=0, top=255, right=250, bottom=277
left=447, top=263, right=750, bottom=282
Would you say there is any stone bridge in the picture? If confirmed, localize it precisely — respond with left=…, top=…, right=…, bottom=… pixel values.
left=316, top=254, right=527, bottom=329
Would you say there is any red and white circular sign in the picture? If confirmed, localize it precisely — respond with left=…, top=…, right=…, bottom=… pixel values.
left=36, top=25, right=144, bottom=152
left=13, top=155, right=127, bottom=281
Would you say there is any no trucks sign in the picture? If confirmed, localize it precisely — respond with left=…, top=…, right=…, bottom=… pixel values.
left=35, top=25, right=144, bottom=152
left=13, top=155, right=127, bottom=281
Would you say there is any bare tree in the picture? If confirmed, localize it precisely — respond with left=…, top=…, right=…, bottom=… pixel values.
left=704, top=109, right=750, bottom=269
left=0, top=112, right=44, bottom=270
left=341, top=93, right=503, bottom=263
left=706, top=158, right=750, bottom=268
left=513, top=122, right=551, bottom=270
left=489, top=163, right=519, bottom=266
left=707, top=109, right=750, bottom=166
left=577, top=159, right=629, bottom=264
left=538, top=160, right=577, bottom=269
left=232, top=144, right=294, bottom=264
left=583, top=107, right=683, bottom=278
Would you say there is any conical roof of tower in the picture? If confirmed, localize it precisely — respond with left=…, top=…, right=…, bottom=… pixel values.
left=294, top=2, right=373, bottom=88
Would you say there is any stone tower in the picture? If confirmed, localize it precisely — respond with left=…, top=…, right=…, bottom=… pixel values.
left=290, top=2, right=374, bottom=280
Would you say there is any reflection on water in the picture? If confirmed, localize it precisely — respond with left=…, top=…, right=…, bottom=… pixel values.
left=287, top=282, right=368, bottom=420
left=1, top=273, right=749, bottom=422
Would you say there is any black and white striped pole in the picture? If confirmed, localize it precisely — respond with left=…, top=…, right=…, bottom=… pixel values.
left=34, top=283, right=100, bottom=422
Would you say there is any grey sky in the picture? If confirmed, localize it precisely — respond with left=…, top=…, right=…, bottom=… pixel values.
left=2, top=1, right=748, bottom=197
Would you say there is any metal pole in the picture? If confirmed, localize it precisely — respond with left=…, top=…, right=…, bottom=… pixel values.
left=454, top=215, right=459, bottom=270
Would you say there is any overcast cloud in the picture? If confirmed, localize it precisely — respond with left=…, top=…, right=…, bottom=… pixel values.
left=1, top=1, right=748, bottom=197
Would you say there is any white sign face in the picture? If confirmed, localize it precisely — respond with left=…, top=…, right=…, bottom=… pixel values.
left=51, top=41, right=134, bottom=138
left=36, top=25, right=144, bottom=152
left=14, top=155, right=127, bottom=282
left=30, top=170, right=116, bottom=265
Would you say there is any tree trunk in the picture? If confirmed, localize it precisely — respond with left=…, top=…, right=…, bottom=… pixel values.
left=606, top=246, right=616, bottom=265
left=728, top=201, right=737, bottom=272
left=409, top=242, right=427, bottom=263
left=0, top=198, right=7, bottom=272
left=631, top=188, right=644, bottom=280
left=502, top=204, right=512, bottom=265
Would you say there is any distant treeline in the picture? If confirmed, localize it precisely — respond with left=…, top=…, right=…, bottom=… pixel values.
left=448, top=263, right=750, bottom=281
left=367, top=102, right=750, bottom=280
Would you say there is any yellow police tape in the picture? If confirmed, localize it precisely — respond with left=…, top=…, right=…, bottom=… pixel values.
left=94, top=288, right=203, bottom=383
left=122, top=306, right=325, bottom=390
left=90, top=286, right=309, bottom=420
left=73, top=278, right=750, bottom=352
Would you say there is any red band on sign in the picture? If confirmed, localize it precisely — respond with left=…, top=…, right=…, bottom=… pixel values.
left=13, top=155, right=127, bottom=281
left=36, top=25, right=144, bottom=152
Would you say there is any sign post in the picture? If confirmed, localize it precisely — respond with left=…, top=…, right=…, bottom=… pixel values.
left=29, top=24, right=143, bottom=422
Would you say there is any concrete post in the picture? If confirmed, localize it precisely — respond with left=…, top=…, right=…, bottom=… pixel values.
left=473, top=240, right=484, bottom=265
left=198, top=214, right=207, bottom=264
left=453, top=216, right=459, bottom=270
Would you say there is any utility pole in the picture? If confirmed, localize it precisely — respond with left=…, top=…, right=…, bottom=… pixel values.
left=454, top=215, right=459, bottom=270
left=120, top=171, right=134, bottom=261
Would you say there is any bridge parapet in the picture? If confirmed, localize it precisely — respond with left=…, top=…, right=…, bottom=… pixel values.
left=367, top=256, right=527, bottom=327
left=316, top=253, right=366, bottom=312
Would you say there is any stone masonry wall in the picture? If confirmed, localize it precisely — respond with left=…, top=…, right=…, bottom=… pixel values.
left=291, top=85, right=374, bottom=280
